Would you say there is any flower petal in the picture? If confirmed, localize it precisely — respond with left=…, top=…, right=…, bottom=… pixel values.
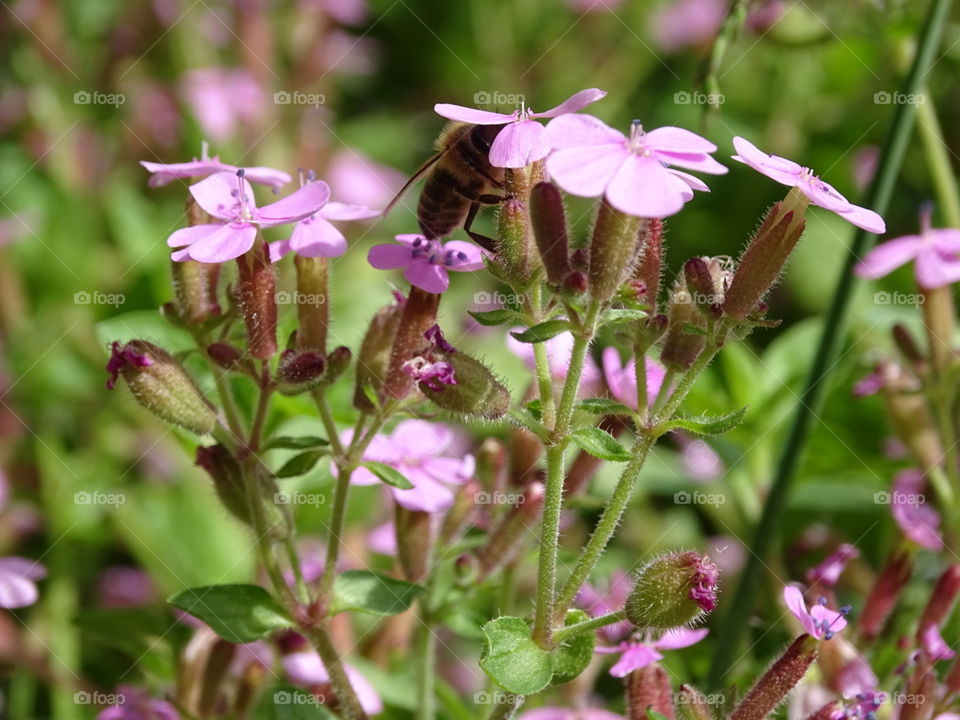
left=732, top=136, right=803, bottom=186
left=654, top=627, right=709, bottom=650
left=289, top=217, right=347, bottom=258
left=392, top=420, right=454, bottom=456
left=783, top=584, right=816, bottom=636
left=837, top=204, right=886, bottom=234
left=543, top=113, right=625, bottom=149
left=606, top=155, right=689, bottom=217
left=930, top=229, right=960, bottom=253
left=657, top=150, right=728, bottom=175
left=258, top=181, right=330, bottom=226
left=609, top=643, right=662, bottom=677
left=915, top=246, right=960, bottom=289
left=442, top=240, right=486, bottom=271
left=240, top=166, right=292, bottom=190
left=434, top=103, right=512, bottom=124
left=167, top=223, right=223, bottom=248
left=534, top=88, right=607, bottom=119
left=489, top=120, right=551, bottom=168
left=547, top=145, right=628, bottom=197
left=391, top=471, right=455, bottom=513
left=190, top=171, right=254, bottom=220
left=320, top=201, right=380, bottom=221
left=646, top=126, right=718, bottom=154
left=185, top=223, right=257, bottom=263
left=368, top=243, right=413, bottom=270
left=268, top=238, right=293, bottom=263
left=404, top=262, right=449, bottom=293
left=854, top=236, right=920, bottom=279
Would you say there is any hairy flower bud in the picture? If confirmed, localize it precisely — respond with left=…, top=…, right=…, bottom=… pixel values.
left=723, top=192, right=808, bottom=319
left=627, top=664, right=675, bottom=720
left=207, top=343, right=252, bottom=376
left=275, top=349, right=326, bottom=395
left=396, top=506, right=432, bottom=582
left=494, top=169, right=538, bottom=287
left=860, top=548, right=913, bottom=639
left=530, top=181, right=571, bottom=286
left=633, top=218, right=664, bottom=313
left=731, top=635, right=819, bottom=720
left=293, top=255, right=329, bottom=353
left=421, top=351, right=510, bottom=419
left=325, top=345, right=352, bottom=384
left=684, top=257, right=722, bottom=318
left=236, top=240, right=278, bottom=359
left=354, top=293, right=406, bottom=411
left=171, top=196, right=222, bottom=325
left=625, top=551, right=719, bottom=630
left=589, top=199, right=642, bottom=300
left=918, top=565, right=960, bottom=632
left=106, top=340, right=216, bottom=435
left=384, top=287, right=441, bottom=400
left=661, top=280, right=706, bottom=372
left=563, top=270, right=589, bottom=295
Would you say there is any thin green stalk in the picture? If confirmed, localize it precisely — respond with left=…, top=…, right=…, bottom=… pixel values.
left=301, top=624, right=369, bottom=720
left=315, top=389, right=346, bottom=459
left=415, top=609, right=438, bottom=720
left=706, top=0, right=955, bottom=688
left=530, top=284, right=557, bottom=430
left=633, top=342, right=651, bottom=424
left=319, top=466, right=353, bottom=603
left=553, top=610, right=626, bottom=643
left=488, top=694, right=524, bottom=720
left=651, top=368, right=677, bottom=417
left=248, top=362, right=272, bottom=453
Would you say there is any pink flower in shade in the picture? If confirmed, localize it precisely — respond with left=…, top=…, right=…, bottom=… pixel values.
left=806, top=544, right=860, bottom=587
left=434, top=89, right=606, bottom=169
left=96, top=566, right=156, bottom=607
left=891, top=469, right=942, bottom=550
left=855, top=206, right=960, bottom=289
left=282, top=651, right=383, bottom=715
left=367, top=234, right=485, bottom=293
left=680, top=438, right=724, bottom=481
left=783, top=584, right=850, bottom=640
left=732, top=137, right=886, bottom=234
left=601, top=346, right=666, bottom=409
left=920, top=623, right=956, bottom=661
left=140, top=155, right=291, bottom=190
left=97, top=685, right=178, bottom=720
left=520, top=708, right=624, bottom=720
left=339, top=420, right=475, bottom=513
left=367, top=521, right=397, bottom=556
left=167, top=171, right=329, bottom=263
left=506, top=329, right=601, bottom=387
left=577, top=571, right=633, bottom=643
left=0, top=557, right=46, bottom=608
left=326, top=149, right=406, bottom=208
left=649, top=0, right=727, bottom=52
left=543, top=115, right=727, bottom=218
left=596, top=627, right=709, bottom=677
left=181, top=68, right=266, bottom=143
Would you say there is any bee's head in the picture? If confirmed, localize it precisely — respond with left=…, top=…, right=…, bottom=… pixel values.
left=471, top=123, right=507, bottom=152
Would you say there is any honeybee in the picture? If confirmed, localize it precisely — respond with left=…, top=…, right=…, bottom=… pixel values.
left=384, top=122, right=506, bottom=252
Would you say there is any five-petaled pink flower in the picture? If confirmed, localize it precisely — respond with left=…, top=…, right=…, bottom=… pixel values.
left=435, top=89, right=606, bottom=168
left=0, top=557, right=47, bottom=608
left=891, top=469, right=942, bottom=550
left=732, top=137, right=885, bottom=234
left=783, top=584, right=849, bottom=640
left=596, top=627, right=709, bottom=677
left=855, top=206, right=960, bottom=288
left=340, top=420, right=475, bottom=513
left=543, top=114, right=727, bottom=217
left=167, top=171, right=329, bottom=263
left=367, top=234, right=485, bottom=293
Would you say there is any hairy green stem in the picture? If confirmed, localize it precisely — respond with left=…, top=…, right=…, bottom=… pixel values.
left=530, top=284, right=557, bottom=430
left=301, top=625, right=369, bottom=720
left=553, top=610, right=626, bottom=643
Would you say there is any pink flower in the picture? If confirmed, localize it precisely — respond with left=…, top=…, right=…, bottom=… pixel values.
left=806, top=544, right=860, bottom=587
left=855, top=206, right=960, bottom=288
left=596, top=627, right=709, bottom=677
left=367, top=522, right=397, bottom=556
left=181, top=68, right=266, bottom=143
left=602, top=346, right=667, bottom=408
left=325, top=149, right=406, bottom=208
left=544, top=115, right=726, bottom=217
left=732, top=137, right=886, bottom=234
left=919, top=623, right=955, bottom=661
left=96, top=566, right=156, bottom=607
left=435, top=89, right=606, bottom=169
left=167, top=171, right=329, bottom=263
left=650, top=0, right=727, bottom=52
left=341, top=420, right=475, bottom=513
left=0, top=557, right=46, bottom=608
left=282, top=651, right=383, bottom=715
left=506, top=329, right=601, bottom=387
left=141, top=155, right=291, bottom=191
left=97, top=685, right=178, bottom=720
left=269, top=187, right=379, bottom=260
left=680, top=437, right=724, bottom=481
left=367, top=234, right=485, bottom=293
left=783, top=584, right=849, bottom=640
left=891, top=469, right=942, bottom=550
left=577, top=571, right=633, bottom=642
left=520, top=708, right=624, bottom=720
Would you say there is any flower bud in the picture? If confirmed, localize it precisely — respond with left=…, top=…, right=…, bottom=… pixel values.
left=675, top=685, right=714, bottom=720
left=625, top=551, right=719, bottom=630
left=730, top=635, right=819, bottom=720
left=860, top=548, right=912, bottom=639
left=508, top=427, right=544, bottom=486
left=892, top=323, right=925, bottom=365
left=633, top=218, right=664, bottom=313
left=325, top=345, right=352, bottom=384
left=236, top=240, right=278, bottom=359
left=106, top=340, right=216, bottom=435
left=207, top=342, right=253, bottom=376
left=395, top=506, right=432, bottom=582
left=294, top=255, right=329, bottom=353
left=884, top=386, right=942, bottom=472
left=384, top=287, right=440, bottom=400
left=589, top=200, right=642, bottom=301
left=660, top=280, right=706, bottom=372
left=440, top=478, right=482, bottom=544
left=354, top=293, right=406, bottom=411
left=199, top=638, right=236, bottom=717
left=900, top=661, right=936, bottom=720
left=530, top=181, right=571, bottom=286
left=563, top=271, right=589, bottom=295
left=918, top=565, right=960, bottom=632
left=476, top=437, right=507, bottom=491
left=275, top=349, right=326, bottom=395
left=475, top=482, right=545, bottom=578
left=421, top=351, right=510, bottom=419
left=684, top=257, right=722, bottom=318
left=494, top=170, right=538, bottom=287
left=723, top=195, right=807, bottom=319
left=171, top=195, right=222, bottom=325
left=627, top=664, right=675, bottom=720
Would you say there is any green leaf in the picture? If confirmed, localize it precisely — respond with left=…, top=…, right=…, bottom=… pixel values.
left=647, top=710, right=671, bottom=720
left=569, top=428, right=632, bottom=462
left=167, top=584, right=293, bottom=643
left=276, top=450, right=326, bottom=478
left=265, top=436, right=331, bottom=451
left=577, top=398, right=635, bottom=416
left=330, top=570, right=424, bottom=616
left=257, top=685, right=337, bottom=720
left=510, top=320, right=572, bottom=344
left=550, top=609, right=596, bottom=685
left=602, top=308, right=649, bottom=326
left=660, top=407, right=747, bottom=436
left=361, top=461, right=414, bottom=490
left=468, top=309, right=520, bottom=327
left=479, top=616, right=553, bottom=694
left=525, top=398, right=543, bottom=421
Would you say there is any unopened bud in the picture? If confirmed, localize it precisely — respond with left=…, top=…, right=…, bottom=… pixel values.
left=675, top=684, right=713, bottom=720
left=860, top=548, right=913, bottom=639
left=627, top=664, right=675, bottom=720
left=723, top=195, right=807, bottom=319
left=354, top=293, right=406, bottom=411
left=475, top=482, right=545, bottom=577
left=294, top=255, right=329, bottom=353
left=684, top=257, right=721, bottom=317
left=885, top=386, right=942, bottom=472
left=199, top=639, right=236, bottom=717
left=172, top=260, right=222, bottom=326
left=661, top=280, right=706, bottom=372
left=633, top=218, right=664, bottom=313
left=530, top=181, right=571, bottom=285
left=495, top=172, right=537, bottom=287
left=892, top=323, right=925, bottom=364
left=731, top=635, right=819, bottom=720
left=395, top=506, right=432, bottom=582
left=563, top=270, right=589, bottom=295
left=440, top=478, right=482, bottom=544
left=275, top=349, right=326, bottom=395
left=625, top=551, right=719, bottom=630
left=236, top=240, right=278, bottom=359
left=325, top=345, right=352, bottom=383
left=918, top=565, right=960, bottom=631
left=508, top=427, right=544, bottom=486
left=589, top=200, right=642, bottom=300
left=384, top=287, right=440, bottom=400
left=476, top=437, right=507, bottom=491
left=421, top=351, right=510, bottom=419
left=106, top=340, right=216, bottom=435
left=207, top=343, right=250, bottom=374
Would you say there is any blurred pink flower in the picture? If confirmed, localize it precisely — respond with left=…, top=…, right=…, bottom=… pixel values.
left=435, top=89, right=606, bottom=168
left=318, top=30, right=379, bottom=75
left=326, top=149, right=406, bottom=209
left=301, top=0, right=369, bottom=25
left=806, top=544, right=860, bottom=587
left=506, top=329, right=601, bottom=387
left=680, top=437, right=724, bottom=481
left=167, top=171, right=329, bottom=262
left=596, top=627, right=709, bottom=677
left=98, top=685, right=178, bottom=720
left=920, top=623, right=955, bottom=661
left=0, top=557, right=46, bottom=608
left=732, top=137, right=885, bottom=233
left=855, top=206, right=960, bottom=289
left=891, top=469, right=942, bottom=550
left=745, top=1, right=787, bottom=32
left=650, top=0, right=727, bottom=52
left=0, top=214, right=34, bottom=248
left=577, top=571, right=632, bottom=642
left=851, top=146, right=879, bottom=193
left=97, top=566, right=156, bottom=607
left=601, top=346, right=666, bottom=408
left=269, top=187, right=379, bottom=261
left=783, top=584, right=849, bottom=639
left=367, top=521, right=397, bottom=556
left=282, top=651, right=383, bottom=714
left=181, top=68, right=266, bottom=142
left=141, top=154, right=291, bottom=190
left=367, top=234, right=485, bottom=293
left=544, top=115, right=726, bottom=217
left=707, top=535, right=745, bottom=575
left=340, top=420, right=475, bottom=513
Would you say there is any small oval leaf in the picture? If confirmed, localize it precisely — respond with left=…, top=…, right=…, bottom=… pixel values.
left=276, top=450, right=326, bottom=478
left=167, top=584, right=293, bottom=643
left=570, top=427, right=632, bottom=462
left=550, top=609, right=596, bottom=685
left=361, top=461, right=414, bottom=489
left=660, top=407, right=747, bottom=436
left=510, top=320, right=572, bottom=344
left=265, top=436, right=331, bottom=451
left=330, top=569, right=424, bottom=616
left=468, top=309, right=520, bottom=327
left=479, top=616, right=553, bottom=695
left=577, top=398, right=635, bottom=417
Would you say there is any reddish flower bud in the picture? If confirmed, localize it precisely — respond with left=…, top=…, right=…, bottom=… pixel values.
left=207, top=343, right=251, bottom=375
left=495, top=170, right=538, bottom=287
left=627, top=664, right=675, bottom=720
left=860, top=548, right=913, bottom=640
left=660, top=279, right=706, bottom=372
left=395, top=506, right=432, bottom=582
left=892, top=323, right=925, bottom=365
left=293, top=255, right=329, bottom=353
left=106, top=340, right=216, bottom=435
left=440, top=478, right=482, bottom=544
left=563, top=270, right=589, bottom=295
left=530, top=181, right=571, bottom=285
left=236, top=240, right=278, bottom=359
left=325, top=345, right=352, bottom=384
left=354, top=293, right=406, bottom=411
left=508, top=427, right=544, bottom=486
left=172, top=260, right=222, bottom=326
left=684, top=257, right=722, bottom=318
left=625, top=551, right=719, bottom=630
left=384, top=287, right=440, bottom=400
left=275, top=349, right=326, bottom=396
left=918, top=565, right=960, bottom=632
left=633, top=218, right=664, bottom=314
left=731, top=635, right=819, bottom=720
left=589, top=200, right=643, bottom=300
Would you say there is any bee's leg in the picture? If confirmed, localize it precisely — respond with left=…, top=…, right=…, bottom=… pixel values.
left=462, top=195, right=507, bottom=253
